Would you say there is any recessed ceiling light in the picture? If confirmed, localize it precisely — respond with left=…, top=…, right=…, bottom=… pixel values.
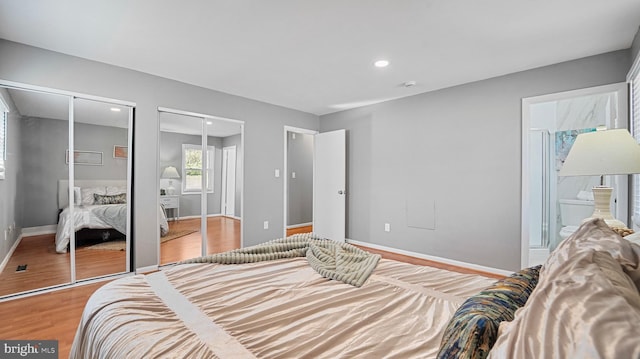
left=207, top=121, right=213, bottom=125
left=374, top=60, right=389, bottom=68
left=110, top=107, right=121, bottom=112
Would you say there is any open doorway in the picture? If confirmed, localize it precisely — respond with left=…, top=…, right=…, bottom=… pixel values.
left=284, top=127, right=317, bottom=238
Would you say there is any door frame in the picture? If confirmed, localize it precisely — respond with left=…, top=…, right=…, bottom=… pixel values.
left=283, top=126, right=318, bottom=239
left=221, top=145, right=237, bottom=217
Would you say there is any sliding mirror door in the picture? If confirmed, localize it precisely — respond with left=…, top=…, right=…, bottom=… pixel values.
left=159, top=108, right=243, bottom=264
left=73, top=98, right=132, bottom=280
left=0, top=81, right=135, bottom=299
left=0, top=87, right=71, bottom=297
left=159, top=110, right=203, bottom=264
left=206, top=118, right=242, bottom=255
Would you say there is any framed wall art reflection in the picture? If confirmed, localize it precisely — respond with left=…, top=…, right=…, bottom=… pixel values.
left=113, top=145, right=128, bottom=159
left=65, top=150, right=103, bottom=166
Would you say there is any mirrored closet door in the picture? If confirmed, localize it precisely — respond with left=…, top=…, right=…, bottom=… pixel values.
left=0, top=81, right=134, bottom=299
left=73, top=98, right=132, bottom=280
left=158, top=108, right=243, bottom=265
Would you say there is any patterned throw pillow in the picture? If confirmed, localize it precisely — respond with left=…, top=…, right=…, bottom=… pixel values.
left=436, top=265, right=541, bottom=359
left=93, top=193, right=126, bottom=205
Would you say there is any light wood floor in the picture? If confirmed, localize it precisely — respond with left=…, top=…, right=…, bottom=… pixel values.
left=0, top=221, right=503, bottom=358
left=161, top=217, right=241, bottom=265
left=0, top=217, right=241, bottom=296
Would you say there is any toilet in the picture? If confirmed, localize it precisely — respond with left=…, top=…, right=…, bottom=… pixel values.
left=559, top=198, right=595, bottom=240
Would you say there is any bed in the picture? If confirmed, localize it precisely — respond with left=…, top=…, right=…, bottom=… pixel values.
left=55, top=180, right=169, bottom=253
left=70, top=220, right=640, bottom=358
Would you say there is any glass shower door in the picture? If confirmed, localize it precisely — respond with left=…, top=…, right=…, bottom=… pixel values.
left=528, top=129, right=550, bottom=248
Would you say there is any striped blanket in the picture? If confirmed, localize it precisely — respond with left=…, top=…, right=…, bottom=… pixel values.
left=180, top=233, right=381, bottom=287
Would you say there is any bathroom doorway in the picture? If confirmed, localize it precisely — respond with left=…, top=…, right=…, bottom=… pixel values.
left=521, top=83, right=628, bottom=267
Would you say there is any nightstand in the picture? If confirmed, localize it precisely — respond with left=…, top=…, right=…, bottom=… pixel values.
left=160, top=195, right=180, bottom=221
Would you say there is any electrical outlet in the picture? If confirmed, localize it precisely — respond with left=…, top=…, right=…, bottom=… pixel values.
left=274, top=169, right=280, bottom=178
left=384, top=223, right=390, bottom=232
left=263, top=221, right=269, bottom=229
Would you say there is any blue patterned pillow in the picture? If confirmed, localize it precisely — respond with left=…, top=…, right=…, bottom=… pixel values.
left=93, top=193, right=126, bottom=205
left=436, top=265, right=541, bottom=359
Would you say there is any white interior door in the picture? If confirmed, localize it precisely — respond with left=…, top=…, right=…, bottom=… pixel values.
left=313, top=129, right=346, bottom=242
left=222, top=146, right=237, bottom=216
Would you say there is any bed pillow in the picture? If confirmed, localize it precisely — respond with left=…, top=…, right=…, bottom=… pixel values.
left=73, top=187, right=82, bottom=206
left=489, top=219, right=640, bottom=358
left=93, top=193, right=126, bottom=205
left=106, top=185, right=127, bottom=195
left=81, top=186, right=107, bottom=206
left=436, top=265, right=541, bottom=359
left=67, top=186, right=82, bottom=206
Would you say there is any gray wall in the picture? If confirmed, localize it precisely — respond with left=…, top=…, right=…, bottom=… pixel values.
left=159, top=131, right=223, bottom=217
left=222, top=134, right=242, bottom=218
left=19, top=118, right=127, bottom=227
left=0, top=88, right=22, bottom=264
left=0, top=39, right=319, bottom=269
left=287, top=132, right=313, bottom=226
left=320, top=50, right=631, bottom=271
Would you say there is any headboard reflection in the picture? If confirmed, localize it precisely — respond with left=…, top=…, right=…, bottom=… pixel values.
left=57, top=179, right=127, bottom=209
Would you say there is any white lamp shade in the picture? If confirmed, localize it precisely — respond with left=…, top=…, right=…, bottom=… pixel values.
left=559, top=129, right=640, bottom=177
left=161, top=166, right=181, bottom=179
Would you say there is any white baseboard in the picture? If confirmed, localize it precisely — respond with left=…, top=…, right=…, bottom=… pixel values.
left=21, top=225, right=57, bottom=236
left=172, top=214, right=240, bottom=221
left=287, top=222, right=312, bottom=229
left=346, top=238, right=514, bottom=276
left=136, top=265, right=158, bottom=274
left=0, top=234, right=23, bottom=274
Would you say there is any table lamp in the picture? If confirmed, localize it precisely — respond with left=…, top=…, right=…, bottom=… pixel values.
left=559, top=128, right=640, bottom=228
left=161, top=166, right=181, bottom=195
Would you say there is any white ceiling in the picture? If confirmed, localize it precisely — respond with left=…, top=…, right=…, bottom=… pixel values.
left=8, top=88, right=130, bottom=128
left=0, top=0, right=639, bottom=116
left=7, top=88, right=242, bottom=136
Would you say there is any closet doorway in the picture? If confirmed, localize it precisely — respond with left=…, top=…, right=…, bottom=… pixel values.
left=158, top=108, right=243, bottom=265
left=284, top=127, right=316, bottom=237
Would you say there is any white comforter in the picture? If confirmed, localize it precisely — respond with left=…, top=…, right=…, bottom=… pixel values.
left=55, top=205, right=169, bottom=253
